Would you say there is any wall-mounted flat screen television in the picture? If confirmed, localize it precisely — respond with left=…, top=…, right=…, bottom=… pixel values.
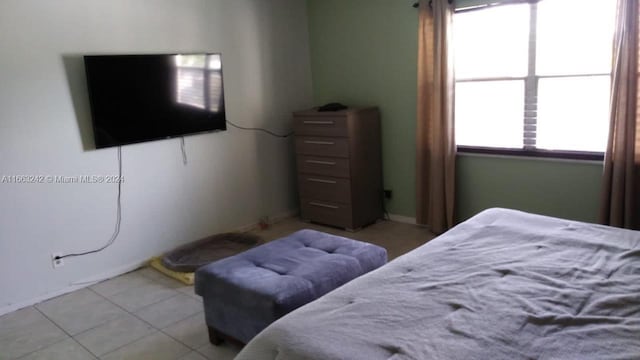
left=84, top=53, right=226, bottom=148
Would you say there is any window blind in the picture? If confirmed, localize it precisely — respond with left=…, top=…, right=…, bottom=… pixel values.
left=523, top=2, right=537, bottom=149
left=453, top=0, right=614, bottom=155
left=455, top=0, right=539, bottom=11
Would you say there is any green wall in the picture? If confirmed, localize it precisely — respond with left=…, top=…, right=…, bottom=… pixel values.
left=306, top=0, right=604, bottom=223
left=307, top=0, right=419, bottom=216
left=457, top=155, right=602, bottom=222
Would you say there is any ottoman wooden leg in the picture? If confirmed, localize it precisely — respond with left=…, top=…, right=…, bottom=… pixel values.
left=208, top=326, right=223, bottom=345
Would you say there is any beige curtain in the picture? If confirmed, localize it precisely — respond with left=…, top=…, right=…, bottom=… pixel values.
left=600, top=0, right=640, bottom=230
left=416, top=0, right=456, bottom=234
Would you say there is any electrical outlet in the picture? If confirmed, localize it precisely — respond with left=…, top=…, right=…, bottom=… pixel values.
left=259, top=216, right=270, bottom=230
left=51, top=253, right=64, bottom=269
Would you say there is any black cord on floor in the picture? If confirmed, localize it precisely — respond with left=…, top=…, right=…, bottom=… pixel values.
left=56, top=146, right=123, bottom=260
left=382, top=203, right=391, bottom=221
left=226, top=120, right=293, bottom=138
left=382, top=191, right=391, bottom=221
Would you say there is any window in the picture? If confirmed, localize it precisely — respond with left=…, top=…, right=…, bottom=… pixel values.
left=453, top=0, right=616, bottom=158
left=175, top=54, right=223, bottom=112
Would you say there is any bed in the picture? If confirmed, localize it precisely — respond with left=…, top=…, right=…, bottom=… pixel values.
left=235, top=208, right=640, bottom=360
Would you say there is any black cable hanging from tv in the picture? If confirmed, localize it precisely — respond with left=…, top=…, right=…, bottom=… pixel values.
left=55, top=146, right=123, bottom=260
left=180, top=137, right=188, bottom=165
left=226, top=120, right=293, bottom=138
left=54, top=120, right=288, bottom=262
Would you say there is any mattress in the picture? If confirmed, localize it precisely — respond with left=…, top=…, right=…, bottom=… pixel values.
left=235, top=208, right=640, bottom=360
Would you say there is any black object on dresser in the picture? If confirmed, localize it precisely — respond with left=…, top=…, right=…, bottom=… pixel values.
left=293, top=107, right=383, bottom=231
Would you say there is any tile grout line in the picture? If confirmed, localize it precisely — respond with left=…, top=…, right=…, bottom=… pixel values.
left=90, top=268, right=187, bottom=314
left=156, top=311, right=209, bottom=351
left=12, top=335, right=70, bottom=360
left=68, top=310, right=150, bottom=358
left=34, top=291, right=133, bottom=346
left=86, top=287, right=205, bottom=357
left=93, top=331, right=162, bottom=359
left=27, top=307, right=100, bottom=360
left=6, top=220, right=416, bottom=360
left=105, top=269, right=206, bottom=329
left=27, top=281, right=165, bottom=358
left=88, top=285, right=183, bottom=322
left=13, top=289, right=208, bottom=360
left=130, top=271, right=214, bottom=353
left=85, top=288, right=181, bottom=356
left=135, top=269, right=202, bottom=299
left=88, top=267, right=157, bottom=298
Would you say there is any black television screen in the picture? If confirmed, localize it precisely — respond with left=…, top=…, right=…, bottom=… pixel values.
left=84, top=53, right=226, bottom=148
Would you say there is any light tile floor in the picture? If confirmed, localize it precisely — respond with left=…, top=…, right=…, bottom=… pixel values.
left=0, top=218, right=433, bottom=360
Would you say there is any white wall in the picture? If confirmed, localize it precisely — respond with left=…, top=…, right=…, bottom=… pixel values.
left=0, top=0, right=312, bottom=314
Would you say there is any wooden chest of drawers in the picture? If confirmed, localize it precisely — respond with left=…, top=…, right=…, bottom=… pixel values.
left=293, top=107, right=382, bottom=230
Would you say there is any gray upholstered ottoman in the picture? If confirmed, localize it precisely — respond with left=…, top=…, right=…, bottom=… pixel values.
left=194, top=229, right=387, bottom=344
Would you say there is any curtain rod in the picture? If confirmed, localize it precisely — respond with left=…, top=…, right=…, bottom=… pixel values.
left=412, top=0, right=454, bottom=8
left=414, top=0, right=539, bottom=11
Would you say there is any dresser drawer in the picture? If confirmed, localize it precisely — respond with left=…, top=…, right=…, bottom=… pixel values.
left=300, top=199, right=353, bottom=229
left=295, top=137, right=349, bottom=158
left=296, top=155, right=350, bottom=178
left=293, top=116, right=348, bottom=137
left=299, top=175, right=351, bottom=204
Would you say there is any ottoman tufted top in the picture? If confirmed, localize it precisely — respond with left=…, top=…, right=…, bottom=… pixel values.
left=195, top=229, right=387, bottom=321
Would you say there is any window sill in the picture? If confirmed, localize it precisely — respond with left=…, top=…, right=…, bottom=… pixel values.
left=457, top=146, right=604, bottom=161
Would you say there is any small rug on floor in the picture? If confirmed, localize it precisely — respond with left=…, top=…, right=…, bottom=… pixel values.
left=150, top=232, right=263, bottom=285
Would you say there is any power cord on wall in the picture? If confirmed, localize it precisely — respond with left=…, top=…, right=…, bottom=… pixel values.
left=226, top=120, right=293, bottom=138
left=180, top=137, right=188, bottom=165
left=55, top=119, right=287, bottom=261
left=55, top=146, right=123, bottom=261
left=382, top=195, right=391, bottom=221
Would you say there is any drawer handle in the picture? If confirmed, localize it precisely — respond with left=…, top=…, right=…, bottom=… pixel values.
left=309, top=202, right=339, bottom=209
left=304, top=140, right=335, bottom=145
left=307, top=178, right=337, bottom=184
left=305, top=160, right=337, bottom=166
left=303, top=120, right=335, bottom=125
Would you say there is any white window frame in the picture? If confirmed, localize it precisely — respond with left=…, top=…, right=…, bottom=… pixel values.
left=455, top=2, right=611, bottom=160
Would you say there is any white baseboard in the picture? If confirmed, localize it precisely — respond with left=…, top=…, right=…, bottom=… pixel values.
left=270, top=209, right=299, bottom=223
left=233, top=209, right=299, bottom=233
left=0, top=208, right=299, bottom=317
left=388, top=213, right=418, bottom=225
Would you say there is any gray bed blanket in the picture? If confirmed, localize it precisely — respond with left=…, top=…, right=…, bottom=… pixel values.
left=235, top=208, right=640, bottom=360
